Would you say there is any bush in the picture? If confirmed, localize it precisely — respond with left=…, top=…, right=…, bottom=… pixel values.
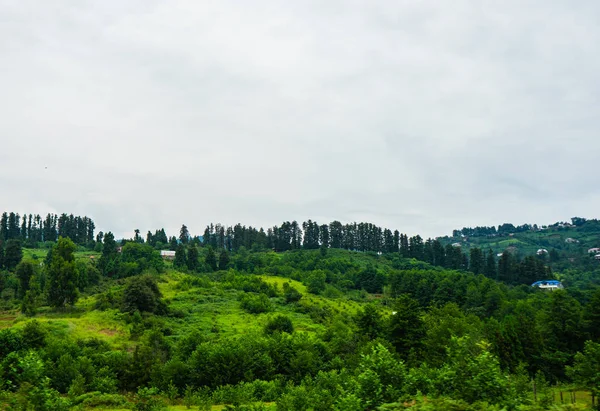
left=133, top=387, right=166, bottom=411
left=122, top=275, right=165, bottom=314
left=72, top=392, right=130, bottom=408
left=264, top=315, right=294, bottom=335
left=282, top=283, right=302, bottom=303
left=239, top=293, right=272, bottom=314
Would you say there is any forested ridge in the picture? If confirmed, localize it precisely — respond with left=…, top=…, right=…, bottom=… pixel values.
left=1, top=212, right=600, bottom=410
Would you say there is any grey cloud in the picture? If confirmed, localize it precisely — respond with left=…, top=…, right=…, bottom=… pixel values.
left=1, top=0, right=599, bottom=239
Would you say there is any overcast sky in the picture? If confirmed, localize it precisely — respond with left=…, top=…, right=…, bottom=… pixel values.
left=1, top=0, right=599, bottom=239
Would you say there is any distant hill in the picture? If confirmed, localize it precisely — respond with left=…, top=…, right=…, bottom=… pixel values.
left=438, top=217, right=600, bottom=271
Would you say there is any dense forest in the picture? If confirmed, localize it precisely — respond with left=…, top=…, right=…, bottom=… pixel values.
left=1, top=211, right=600, bottom=410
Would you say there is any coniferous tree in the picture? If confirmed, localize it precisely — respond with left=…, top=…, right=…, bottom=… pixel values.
left=16, top=261, right=35, bottom=299
left=146, top=231, right=154, bottom=246
left=179, top=224, right=190, bottom=244
left=205, top=247, right=217, bottom=271
left=469, top=247, right=484, bottom=274
left=46, top=237, right=79, bottom=308
left=99, top=232, right=118, bottom=276
left=174, top=244, right=187, bottom=270
left=497, top=252, right=514, bottom=284
left=387, top=295, right=425, bottom=361
left=186, top=245, right=199, bottom=272
left=329, top=221, right=343, bottom=249
left=4, top=239, right=23, bottom=270
left=0, top=212, right=7, bottom=240
left=485, top=249, right=497, bottom=279
left=432, top=240, right=445, bottom=266
left=20, top=214, right=27, bottom=240
left=218, top=250, right=230, bottom=270
left=399, top=234, right=409, bottom=257
left=319, top=224, right=330, bottom=249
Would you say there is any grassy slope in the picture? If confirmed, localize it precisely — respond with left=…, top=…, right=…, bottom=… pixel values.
left=3, top=249, right=377, bottom=345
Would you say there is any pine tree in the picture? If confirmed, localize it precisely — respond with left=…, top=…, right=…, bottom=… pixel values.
left=174, top=244, right=187, bottom=270
left=484, top=249, right=497, bottom=279
left=0, top=212, right=7, bottom=241
left=205, top=247, right=217, bottom=271
left=219, top=250, right=230, bottom=270
left=179, top=224, right=190, bottom=244
left=99, top=232, right=118, bottom=276
left=469, top=247, right=484, bottom=274
left=186, top=246, right=199, bottom=272
left=4, top=239, right=23, bottom=270
left=46, top=237, right=79, bottom=308
left=16, top=261, right=35, bottom=299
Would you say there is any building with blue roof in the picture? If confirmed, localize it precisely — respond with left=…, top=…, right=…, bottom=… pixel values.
left=531, top=280, right=563, bottom=290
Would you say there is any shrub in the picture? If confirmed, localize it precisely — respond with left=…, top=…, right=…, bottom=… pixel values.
left=239, top=293, right=272, bottom=314
left=122, top=275, right=165, bottom=314
left=133, top=387, right=166, bottom=411
left=282, top=283, right=302, bottom=303
left=264, top=315, right=294, bottom=335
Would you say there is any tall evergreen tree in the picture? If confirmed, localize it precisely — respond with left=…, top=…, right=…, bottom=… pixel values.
left=99, top=232, right=118, bottom=276
left=497, top=252, right=515, bottom=284
left=469, top=247, right=484, bottom=274
left=319, top=224, right=330, bottom=249
left=179, top=224, right=190, bottom=244
left=4, top=239, right=23, bottom=270
left=16, top=261, right=35, bottom=299
left=187, top=246, right=199, bottom=272
left=204, top=247, right=217, bottom=271
left=329, top=221, right=343, bottom=249
left=219, top=250, right=230, bottom=270
left=174, top=244, right=187, bottom=270
left=399, top=234, right=409, bottom=257
left=485, top=249, right=497, bottom=279
left=0, top=212, right=7, bottom=241
left=46, top=237, right=79, bottom=308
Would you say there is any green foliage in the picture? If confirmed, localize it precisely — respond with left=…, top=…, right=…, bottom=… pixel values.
left=119, top=242, right=165, bottom=277
left=240, top=293, right=273, bottom=314
left=355, top=304, right=384, bottom=340
left=264, top=314, right=294, bottom=335
left=4, top=239, right=23, bottom=270
left=282, top=282, right=302, bottom=303
left=15, top=260, right=35, bottom=299
left=305, top=270, right=326, bottom=294
left=46, top=237, right=79, bottom=307
left=122, top=275, right=164, bottom=314
left=133, top=386, right=166, bottom=411
left=567, top=340, right=600, bottom=395
left=205, top=247, right=218, bottom=271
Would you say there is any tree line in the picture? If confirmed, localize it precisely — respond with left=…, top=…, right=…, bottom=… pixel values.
left=0, top=211, right=95, bottom=246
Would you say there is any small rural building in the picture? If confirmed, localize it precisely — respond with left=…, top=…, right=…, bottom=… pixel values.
left=537, top=249, right=548, bottom=255
left=565, top=238, right=579, bottom=244
left=595, top=254, right=600, bottom=261
left=589, top=248, right=600, bottom=254
left=531, top=280, right=563, bottom=290
left=160, top=250, right=176, bottom=260
left=452, top=242, right=462, bottom=247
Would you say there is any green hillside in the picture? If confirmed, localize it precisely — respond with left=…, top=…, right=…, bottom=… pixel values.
left=1, top=226, right=600, bottom=409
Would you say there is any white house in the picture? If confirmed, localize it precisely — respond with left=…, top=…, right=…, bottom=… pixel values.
left=595, top=254, right=600, bottom=261
left=588, top=248, right=600, bottom=254
left=160, top=250, right=176, bottom=260
left=565, top=238, right=579, bottom=244
left=537, top=249, right=548, bottom=255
